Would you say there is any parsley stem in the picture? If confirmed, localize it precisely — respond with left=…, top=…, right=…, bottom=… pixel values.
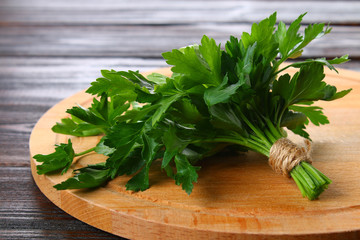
left=290, top=162, right=331, bottom=200
left=264, top=129, right=277, bottom=145
left=191, top=138, right=270, bottom=157
left=246, top=139, right=271, bottom=156
left=272, top=63, right=292, bottom=76
left=249, top=134, right=272, bottom=150
left=265, top=118, right=283, bottom=140
left=75, top=147, right=96, bottom=157
left=237, top=111, right=270, bottom=147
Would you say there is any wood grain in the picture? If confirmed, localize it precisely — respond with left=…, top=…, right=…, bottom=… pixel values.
left=0, top=166, right=120, bottom=239
left=1, top=0, right=360, bottom=25
left=29, top=67, right=360, bottom=239
left=0, top=25, right=358, bottom=58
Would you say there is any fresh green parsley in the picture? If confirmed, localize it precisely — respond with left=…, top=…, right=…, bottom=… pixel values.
left=34, top=12, right=351, bottom=200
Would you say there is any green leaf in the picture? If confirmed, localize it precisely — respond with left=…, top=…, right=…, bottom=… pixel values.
left=105, top=122, right=144, bottom=178
left=86, top=70, right=136, bottom=100
left=125, top=167, right=149, bottom=191
left=162, top=47, right=210, bottom=85
left=125, top=134, right=160, bottom=191
left=106, top=122, right=144, bottom=148
left=141, top=134, right=160, bottom=163
left=151, top=93, right=183, bottom=126
left=204, top=75, right=243, bottom=106
left=241, top=12, right=278, bottom=60
left=162, top=36, right=222, bottom=87
left=66, top=105, right=109, bottom=128
left=288, top=124, right=310, bottom=140
left=54, top=164, right=110, bottom=190
left=116, top=104, right=159, bottom=123
left=60, top=93, right=132, bottom=134
left=198, top=35, right=222, bottom=84
left=289, top=105, right=329, bottom=126
left=274, top=63, right=351, bottom=109
left=117, top=147, right=146, bottom=176
left=235, top=42, right=257, bottom=86
left=154, top=76, right=180, bottom=95
left=273, top=63, right=327, bottom=106
left=225, top=35, right=241, bottom=59
left=291, top=22, right=331, bottom=58
left=272, top=73, right=292, bottom=102
left=89, top=92, right=131, bottom=126
left=275, top=13, right=305, bottom=58
left=118, top=70, right=156, bottom=93
left=328, top=55, right=350, bottom=65
left=90, top=93, right=108, bottom=121
left=163, top=164, right=175, bottom=179
left=162, top=126, right=189, bottom=169
left=171, top=98, right=203, bottom=124
left=209, top=104, right=245, bottom=133
left=34, top=139, right=75, bottom=175
left=280, top=111, right=307, bottom=129
left=174, top=154, right=200, bottom=195
left=328, top=88, right=352, bottom=101
left=95, top=137, right=116, bottom=156
left=288, top=55, right=349, bottom=73
left=108, top=101, right=131, bottom=125
left=146, top=72, right=168, bottom=85
left=52, top=118, right=103, bottom=137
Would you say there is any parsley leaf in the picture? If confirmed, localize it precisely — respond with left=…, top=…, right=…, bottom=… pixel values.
left=34, top=139, right=75, bottom=175
left=51, top=117, right=103, bottom=137
left=125, top=134, right=161, bottom=191
left=162, top=35, right=222, bottom=87
left=289, top=105, right=329, bottom=126
left=54, top=163, right=110, bottom=190
left=174, top=154, right=200, bottom=195
left=204, top=75, right=243, bottom=106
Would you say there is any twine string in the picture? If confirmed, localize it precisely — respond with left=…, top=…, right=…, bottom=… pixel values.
left=269, top=138, right=312, bottom=177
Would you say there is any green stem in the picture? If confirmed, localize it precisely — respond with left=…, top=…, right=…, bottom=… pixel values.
left=264, top=129, right=277, bottom=145
left=237, top=111, right=270, bottom=147
left=75, top=147, right=96, bottom=157
left=246, top=139, right=271, bottom=156
left=272, top=63, right=292, bottom=76
left=290, top=162, right=331, bottom=200
left=191, top=137, right=270, bottom=157
left=265, top=118, right=283, bottom=140
left=290, top=169, right=307, bottom=197
left=249, top=134, right=272, bottom=151
left=277, top=106, right=288, bottom=129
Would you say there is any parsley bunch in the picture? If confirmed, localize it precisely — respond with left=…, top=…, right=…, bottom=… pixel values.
left=34, top=13, right=351, bottom=200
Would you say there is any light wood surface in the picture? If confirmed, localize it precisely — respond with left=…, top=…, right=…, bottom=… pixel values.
left=30, top=67, right=360, bottom=239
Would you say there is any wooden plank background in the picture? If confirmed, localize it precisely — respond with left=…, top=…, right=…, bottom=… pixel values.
left=1, top=1, right=359, bottom=239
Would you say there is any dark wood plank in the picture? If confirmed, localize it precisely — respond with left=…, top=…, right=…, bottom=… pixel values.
left=0, top=25, right=358, bottom=58
left=1, top=0, right=360, bottom=25
left=0, top=166, right=125, bottom=239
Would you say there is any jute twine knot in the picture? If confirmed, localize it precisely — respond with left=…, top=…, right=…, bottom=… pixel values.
left=269, top=138, right=312, bottom=177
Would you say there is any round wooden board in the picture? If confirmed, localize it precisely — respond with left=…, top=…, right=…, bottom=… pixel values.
left=30, top=67, right=360, bottom=240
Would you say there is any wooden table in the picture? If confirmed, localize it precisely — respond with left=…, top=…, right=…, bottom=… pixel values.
left=1, top=1, right=360, bottom=239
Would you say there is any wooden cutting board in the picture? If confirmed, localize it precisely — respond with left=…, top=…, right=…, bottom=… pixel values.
left=30, top=67, right=360, bottom=240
